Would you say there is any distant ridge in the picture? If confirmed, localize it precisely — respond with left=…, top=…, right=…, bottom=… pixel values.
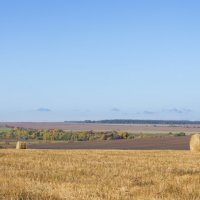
left=64, top=119, right=200, bottom=125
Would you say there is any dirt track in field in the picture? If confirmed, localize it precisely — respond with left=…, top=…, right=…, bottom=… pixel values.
left=1, top=122, right=200, bottom=133
left=29, top=136, right=191, bottom=150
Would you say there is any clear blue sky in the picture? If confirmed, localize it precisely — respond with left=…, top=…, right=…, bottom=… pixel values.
left=0, top=0, right=200, bottom=121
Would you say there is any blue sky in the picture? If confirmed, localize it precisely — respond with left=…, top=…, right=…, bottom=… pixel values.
left=0, top=0, right=200, bottom=121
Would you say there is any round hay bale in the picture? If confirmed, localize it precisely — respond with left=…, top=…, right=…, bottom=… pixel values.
left=16, top=141, right=27, bottom=149
left=190, top=134, right=200, bottom=152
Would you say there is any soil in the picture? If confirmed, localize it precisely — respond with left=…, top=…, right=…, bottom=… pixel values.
left=1, top=122, right=200, bottom=133
left=28, top=136, right=190, bottom=150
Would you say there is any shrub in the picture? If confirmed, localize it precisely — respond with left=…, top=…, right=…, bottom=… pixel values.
left=174, top=132, right=186, bottom=137
left=127, top=135, right=135, bottom=139
left=117, top=132, right=129, bottom=139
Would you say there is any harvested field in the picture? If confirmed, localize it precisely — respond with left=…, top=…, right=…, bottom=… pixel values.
left=0, top=150, right=200, bottom=200
left=1, top=122, right=200, bottom=133
left=29, top=136, right=191, bottom=150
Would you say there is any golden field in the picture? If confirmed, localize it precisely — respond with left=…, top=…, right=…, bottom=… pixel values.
left=0, top=150, right=200, bottom=200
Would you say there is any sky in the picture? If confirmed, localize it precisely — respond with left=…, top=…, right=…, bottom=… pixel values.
left=0, top=0, right=200, bottom=121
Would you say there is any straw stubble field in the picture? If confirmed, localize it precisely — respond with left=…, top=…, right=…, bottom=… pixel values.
left=0, top=150, right=200, bottom=200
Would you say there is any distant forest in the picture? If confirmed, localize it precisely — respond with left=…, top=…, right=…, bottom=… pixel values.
left=64, top=120, right=200, bottom=125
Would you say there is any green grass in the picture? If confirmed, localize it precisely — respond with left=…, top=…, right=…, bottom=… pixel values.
left=0, top=128, right=11, bottom=132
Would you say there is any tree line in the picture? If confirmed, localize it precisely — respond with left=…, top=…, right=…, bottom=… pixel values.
left=0, top=128, right=131, bottom=141
left=64, top=120, right=200, bottom=125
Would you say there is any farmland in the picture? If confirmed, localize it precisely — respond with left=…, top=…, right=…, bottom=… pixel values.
left=1, top=122, right=200, bottom=133
left=0, top=124, right=199, bottom=200
left=0, top=150, right=200, bottom=200
left=27, top=136, right=190, bottom=150
left=0, top=122, right=197, bottom=150
left=0, top=123, right=192, bottom=150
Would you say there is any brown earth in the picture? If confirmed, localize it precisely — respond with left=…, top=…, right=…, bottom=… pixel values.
left=28, top=136, right=191, bottom=150
left=0, top=122, right=193, bottom=150
left=1, top=122, right=200, bottom=133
